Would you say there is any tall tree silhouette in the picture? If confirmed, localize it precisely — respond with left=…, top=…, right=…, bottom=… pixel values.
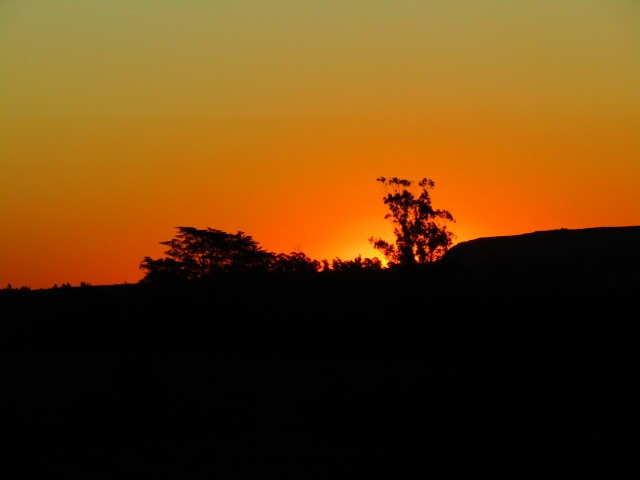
left=369, top=177, right=455, bottom=266
left=140, top=227, right=272, bottom=282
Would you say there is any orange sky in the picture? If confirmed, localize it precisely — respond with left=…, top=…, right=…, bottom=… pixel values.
left=1, top=1, right=639, bottom=289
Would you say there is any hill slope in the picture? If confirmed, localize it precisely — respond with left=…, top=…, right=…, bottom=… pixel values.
left=446, top=225, right=640, bottom=263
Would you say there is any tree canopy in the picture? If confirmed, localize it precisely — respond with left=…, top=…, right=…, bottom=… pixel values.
left=140, top=227, right=273, bottom=282
left=140, top=176, right=455, bottom=283
left=369, top=177, right=455, bottom=266
left=139, top=227, right=327, bottom=283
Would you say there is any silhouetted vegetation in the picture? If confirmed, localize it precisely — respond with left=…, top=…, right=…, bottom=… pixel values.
left=3, top=283, right=31, bottom=291
left=139, top=226, right=383, bottom=284
left=2, top=176, right=637, bottom=478
left=269, top=251, right=323, bottom=274
left=140, top=227, right=274, bottom=282
left=330, top=255, right=383, bottom=272
left=370, top=176, right=455, bottom=266
left=2, top=225, right=637, bottom=478
left=138, top=176, right=458, bottom=284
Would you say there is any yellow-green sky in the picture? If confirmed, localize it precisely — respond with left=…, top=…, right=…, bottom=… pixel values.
left=1, top=0, right=639, bottom=289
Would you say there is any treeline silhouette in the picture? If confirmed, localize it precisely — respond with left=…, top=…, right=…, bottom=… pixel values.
left=136, top=176, right=452, bottom=284
left=3, top=225, right=638, bottom=356
left=1, top=176, right=635, bottom=477
left=138, top=226, right=383, bottom=285
left=1, top=226, right=636, bottom=478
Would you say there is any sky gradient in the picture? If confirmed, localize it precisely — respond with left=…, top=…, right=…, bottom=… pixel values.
left=2, top=0, right=639, bottom=289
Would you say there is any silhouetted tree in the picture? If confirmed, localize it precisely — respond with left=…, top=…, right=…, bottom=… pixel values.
left=140, top=226, right=273, bottom=282
left=139, top=257, right=186, bottom=283
left=370, top=177, right=455, bottom=266
left=330, top=255, right=383, bottom=272
left=270, top=251, right=322, bottom=274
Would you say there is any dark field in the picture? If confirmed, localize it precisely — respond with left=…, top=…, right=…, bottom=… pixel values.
left=2, top=227, right=636, bottom=478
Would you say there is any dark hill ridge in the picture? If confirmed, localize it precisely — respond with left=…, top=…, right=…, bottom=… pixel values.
left=439, top=226, right=640, bottom=311
left=445, top=225, right=640, bottom=264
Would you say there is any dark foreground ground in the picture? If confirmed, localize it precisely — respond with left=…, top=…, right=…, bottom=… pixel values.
left=1, top=257, right=635, bottom=478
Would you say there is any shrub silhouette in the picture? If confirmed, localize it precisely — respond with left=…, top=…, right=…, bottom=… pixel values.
left=270, top=251, right=322, bottom=274
left=330, top=255, right=383, bottom=272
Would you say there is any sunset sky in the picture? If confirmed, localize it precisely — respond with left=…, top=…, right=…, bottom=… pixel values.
left=1, top=1, right=638, bottom=289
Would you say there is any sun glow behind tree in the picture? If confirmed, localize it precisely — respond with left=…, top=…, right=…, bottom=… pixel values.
left=1, top=1, right=638, bottom=288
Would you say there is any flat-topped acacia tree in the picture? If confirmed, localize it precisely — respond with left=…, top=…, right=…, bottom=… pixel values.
left=139, top=227, right=323, bottom=283
left=369, top=177, right=455, bottom=266
left=140, top=227, right=273, bottom=282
